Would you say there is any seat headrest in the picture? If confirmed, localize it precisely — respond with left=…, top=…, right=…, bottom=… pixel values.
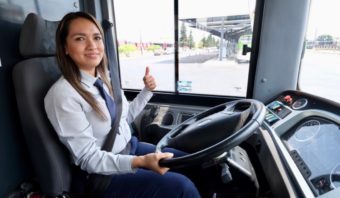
left=20, top=13, right=59, bottom=57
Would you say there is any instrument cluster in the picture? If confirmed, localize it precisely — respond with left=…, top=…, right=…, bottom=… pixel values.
left=264, top=90, right=340, bottom=196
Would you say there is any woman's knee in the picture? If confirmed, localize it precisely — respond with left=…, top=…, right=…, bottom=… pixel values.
left=180, top=176, right=201, bottom=197
left=164, top=172, right=200, bottom=198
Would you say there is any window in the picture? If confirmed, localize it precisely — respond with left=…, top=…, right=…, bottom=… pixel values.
left=114, top=0, right=174, bottom=92
left=114, top=0, right=256, bottom=97
left=300, top=0, right=340, bottom=104
left=0, top=0, right=79, bottom=22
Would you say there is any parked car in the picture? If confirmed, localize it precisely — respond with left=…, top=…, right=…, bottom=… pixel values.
left=153, top=48, right=164, bottom=56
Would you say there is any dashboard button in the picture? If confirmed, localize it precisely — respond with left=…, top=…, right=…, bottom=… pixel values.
left=283, top=95, right=293, bottom=105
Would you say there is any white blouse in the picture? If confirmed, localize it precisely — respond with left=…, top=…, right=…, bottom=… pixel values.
left=44, top=71, right=153, bottom=175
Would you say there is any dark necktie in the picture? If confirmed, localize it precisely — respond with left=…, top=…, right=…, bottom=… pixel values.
left=94, top=78, right=116, bottom=126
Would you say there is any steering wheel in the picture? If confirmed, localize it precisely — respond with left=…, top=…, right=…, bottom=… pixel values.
left=156, top=99, right=266, bottom=168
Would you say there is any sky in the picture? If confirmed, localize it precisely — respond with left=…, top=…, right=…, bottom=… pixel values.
left=114, top=0, right=255, bottom=43
left=306, top=0, right=340, bottom=40
left=114, top=0, right=174, bottom=43
left=114, top=0, right=340, bottom=42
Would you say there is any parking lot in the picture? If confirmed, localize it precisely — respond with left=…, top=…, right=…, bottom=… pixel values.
left=119, top=49, right=340, bottom=103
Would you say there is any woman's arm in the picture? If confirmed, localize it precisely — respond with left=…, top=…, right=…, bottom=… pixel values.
left=126, top=66, right=156, bottom=123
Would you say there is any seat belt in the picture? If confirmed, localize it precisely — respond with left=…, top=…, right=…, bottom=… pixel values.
left=101, top=20, right=123, bottom=151
left=85, top=20, right=123, bottom=197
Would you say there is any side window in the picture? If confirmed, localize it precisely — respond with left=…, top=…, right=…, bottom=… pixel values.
left=299, top=0, right=340, bottom=103
left=114, top=0, right=256, bottom=97
left=0, top=0, right=80, bottom=22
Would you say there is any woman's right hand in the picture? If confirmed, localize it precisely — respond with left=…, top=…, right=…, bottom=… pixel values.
left=132, top=152, right=174, bottom=175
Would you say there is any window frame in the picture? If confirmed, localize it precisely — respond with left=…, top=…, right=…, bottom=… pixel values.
left=106, top=0, right=264, bottom=106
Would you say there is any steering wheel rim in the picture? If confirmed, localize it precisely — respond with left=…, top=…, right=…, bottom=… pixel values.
left=156, top=99, right=266, bottom=168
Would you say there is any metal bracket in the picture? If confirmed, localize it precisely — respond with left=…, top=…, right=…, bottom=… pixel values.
left=242, top=44, right=252, bottom=55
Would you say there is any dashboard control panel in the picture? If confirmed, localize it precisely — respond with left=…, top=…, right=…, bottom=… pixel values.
left=265, top=100, right=291, bottom=125
left=264, top=90, right=340, bottom=197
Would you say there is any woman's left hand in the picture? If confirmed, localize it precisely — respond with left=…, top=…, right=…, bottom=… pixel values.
left=143, top=66, right=157, bottom=91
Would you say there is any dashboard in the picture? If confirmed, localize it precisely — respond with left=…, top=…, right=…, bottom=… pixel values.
left=138, top=104, right=207, bottom=144
left=263, top=90, right=340, bottom=197
left=136, top=90, right=340, bottom=197
left=284, top=117, right=340, bottom=195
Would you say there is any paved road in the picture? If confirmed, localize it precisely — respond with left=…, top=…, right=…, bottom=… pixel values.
left=120, top=53, right=248, bottom=96
left=120, top=54, right=176, bottom=91
left=300, top=50, right=340, bottom=103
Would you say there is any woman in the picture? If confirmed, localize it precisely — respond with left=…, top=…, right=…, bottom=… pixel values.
left=44, top=12, right=200, bottom=197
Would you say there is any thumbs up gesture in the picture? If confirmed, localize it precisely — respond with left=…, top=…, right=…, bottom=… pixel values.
left=143, top=66, right=157, bottom=91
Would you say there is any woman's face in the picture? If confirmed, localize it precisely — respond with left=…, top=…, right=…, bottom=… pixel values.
left=65, top=17, right=104, bottom=76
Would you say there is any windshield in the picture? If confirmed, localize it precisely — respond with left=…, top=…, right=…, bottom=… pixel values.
left=114, top=0, right=256, bottom=97
left=299, top=0, right=340, bottom=104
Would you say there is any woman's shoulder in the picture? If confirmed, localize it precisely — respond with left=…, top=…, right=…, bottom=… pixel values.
left=45, top=76, right=79, bottom=100
left=51, top=76, right=75, bottom=91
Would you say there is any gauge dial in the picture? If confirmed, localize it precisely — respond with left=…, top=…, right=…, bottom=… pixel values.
left=294, top=120, right=320, bottom=142
left=292, top=98, right=308, bottom=110
left=330, top=164, right=340, bottom=189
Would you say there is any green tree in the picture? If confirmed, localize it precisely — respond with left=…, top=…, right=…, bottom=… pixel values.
left=206, top=35, right=215, bottom=47
left=147, top=45, right=161, bottom=52
left=180, top=22, right=188, bottom=47
left=201, top=37, right=207, bottom=48
left=316, top=34, right=334, bottom=46
left=199, top=35, right=217, bottom=48
left=118, top=44, right=137, bottom=56
left=188, top=31, right=195, bottom=49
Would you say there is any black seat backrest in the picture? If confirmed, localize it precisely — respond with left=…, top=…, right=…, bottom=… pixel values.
left=12, top=13, right=71, bottom=196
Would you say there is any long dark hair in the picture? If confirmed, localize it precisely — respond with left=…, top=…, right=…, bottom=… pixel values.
left=56, top=12, right=112, bottom=119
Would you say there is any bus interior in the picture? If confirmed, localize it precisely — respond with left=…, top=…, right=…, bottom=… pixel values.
left=1, top=0, right=340, bottom=197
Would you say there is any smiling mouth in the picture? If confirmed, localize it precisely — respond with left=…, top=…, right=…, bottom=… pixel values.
left=85, top=53, right=100, bottom=58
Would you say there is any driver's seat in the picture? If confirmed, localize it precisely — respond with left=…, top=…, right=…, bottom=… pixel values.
left=12, top=13, right=72, bottom=197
